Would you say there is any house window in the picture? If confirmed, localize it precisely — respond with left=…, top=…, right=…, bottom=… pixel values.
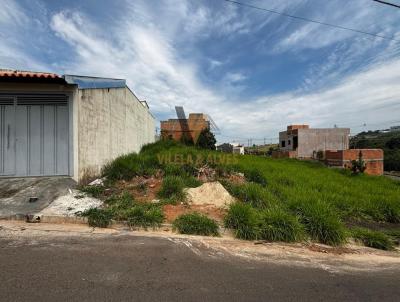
left=288, top=140, right=291, bottom=145
left=281, top=140, right=286, bottom=147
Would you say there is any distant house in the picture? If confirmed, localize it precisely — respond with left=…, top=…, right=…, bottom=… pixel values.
left=0, top=69, right=155, bottom=181
left=278, top=124, right=350, bottom=158
left=274, top=124, right=384, bottom=175
left=217, top=142, right=244, bottom=155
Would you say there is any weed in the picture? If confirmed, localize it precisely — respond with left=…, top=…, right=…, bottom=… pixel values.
left=79, top=185, right=105, bottom=198
left=125, top=205, right=164, bottom=230
left=224, top=202, right=259, bottom=240
left=80, top=208, right=112, bottom=228
left=352, top=228, right=395, bottom=250
left=258, top=208, right=304, bottom=242
left=157, top=175, right=186, bottom=202
left=173, top=212, right=219, bottom=236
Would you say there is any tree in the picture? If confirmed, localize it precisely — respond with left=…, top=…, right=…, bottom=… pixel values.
left=196, top=128, right=216, bottom=150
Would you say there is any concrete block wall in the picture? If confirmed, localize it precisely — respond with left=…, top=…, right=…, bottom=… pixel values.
left=76, top=87, right=155, bottom=179
left=297, top=128, right=349, bottom=158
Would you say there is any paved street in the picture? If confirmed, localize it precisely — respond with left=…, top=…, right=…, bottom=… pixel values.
left=0, top=226, right=399, bottom=302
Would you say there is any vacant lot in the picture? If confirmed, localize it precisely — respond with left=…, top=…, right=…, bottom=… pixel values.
left=80, top=141, right=400, bottom=250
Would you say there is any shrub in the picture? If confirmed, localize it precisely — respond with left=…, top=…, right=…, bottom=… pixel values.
left=258, top=208, right=304, bottom=242
left=294, top=201, right=347, bottom=245
left=81, top=208, right=112, bottom=228
left=125, top=205, right=164, bottom=230
left=173, top=213, right=219, bottom=236
left=224, top=203, right=259, bottom=240
left=352, top=228, right=394, bottom=250
left=79, top=185, right=105, bottom=198
left=157, top=176, right=186, bottom=202
left=244, top=169, right=267, bottom=187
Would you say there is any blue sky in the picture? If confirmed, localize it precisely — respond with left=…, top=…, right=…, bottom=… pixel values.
left=1, top=0, right=400, bottom=144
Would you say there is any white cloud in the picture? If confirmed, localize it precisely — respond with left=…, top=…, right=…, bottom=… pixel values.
left=1, top=0, right=400, bottom=145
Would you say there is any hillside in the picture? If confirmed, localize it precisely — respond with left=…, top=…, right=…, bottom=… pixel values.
left=350, top=130, right=400, bottom=171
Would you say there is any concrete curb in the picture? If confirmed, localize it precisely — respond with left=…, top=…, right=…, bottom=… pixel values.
left=0, top=214, right=176, bottom=229
left=0, top=214, right=88, bottom=224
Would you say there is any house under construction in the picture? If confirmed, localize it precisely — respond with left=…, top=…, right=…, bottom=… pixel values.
left=160, top=113, right=210, bottom=143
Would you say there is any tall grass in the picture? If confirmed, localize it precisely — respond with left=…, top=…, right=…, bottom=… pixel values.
left=157, top=175, right=187, bottom=203
left=291, top=200, right=347, bottom=246
left=224, top=202, right=260, bottom=240
left=173, top=213, right=219, bottom=236
left=352, top=228, right=395, bottom=250
left=258, top=208, right=304, bottom=242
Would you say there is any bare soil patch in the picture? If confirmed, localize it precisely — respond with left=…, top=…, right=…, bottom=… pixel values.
left=163, top=204, right=226, bottom=223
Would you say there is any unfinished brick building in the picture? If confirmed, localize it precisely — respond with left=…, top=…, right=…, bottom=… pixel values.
left=325, top=149, right=384, bottom=175
left=160, top=113, right=210, bottom=143
left=278, top=125, right=350, bottom=158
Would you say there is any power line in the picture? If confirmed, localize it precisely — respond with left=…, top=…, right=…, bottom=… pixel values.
left=372, top=0, right=400, bottom=9
left=222, top=0, right=400, bottom=42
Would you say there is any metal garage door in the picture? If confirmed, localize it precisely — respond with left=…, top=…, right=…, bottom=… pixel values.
left=0, top=94, right=69, bottom=177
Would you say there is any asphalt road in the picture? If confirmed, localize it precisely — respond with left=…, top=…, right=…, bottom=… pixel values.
left=0, top=233, right=399, bottom=302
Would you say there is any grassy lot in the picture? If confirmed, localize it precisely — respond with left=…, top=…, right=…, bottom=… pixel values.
left=83, top=140, right=400, bottom=249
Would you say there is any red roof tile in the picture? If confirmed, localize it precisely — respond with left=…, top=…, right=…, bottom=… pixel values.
left=0, top=69, right=61, bottom=79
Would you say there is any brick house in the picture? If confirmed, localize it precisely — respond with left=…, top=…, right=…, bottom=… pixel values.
left=160, top=113, right=209, bottom=143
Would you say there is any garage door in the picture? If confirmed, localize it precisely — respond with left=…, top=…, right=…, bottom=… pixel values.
left=0, top=94, right=70, bottom=177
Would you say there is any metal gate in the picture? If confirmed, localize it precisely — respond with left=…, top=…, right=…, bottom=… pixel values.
left=0, top=94, right=70, bottom=177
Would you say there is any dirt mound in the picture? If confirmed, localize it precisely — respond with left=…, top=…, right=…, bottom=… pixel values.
left=185, top=182, right=236, bottom=208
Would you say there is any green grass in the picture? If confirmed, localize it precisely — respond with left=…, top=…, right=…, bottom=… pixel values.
left=157, top=175, right=187, bottom=203
left=292, top=200, right=347, bottom=245
left=173, top=212, right=219, bottom=236
left=78, top=185, right=105, bottom=198
left=125, top=205, right=164, bottom=230
left=258, top=207, right=305, bottom=242
left=99, top=140, right=400, bottom=246
left=224, top=202, right=260, bottom=240
left=80, top=208, right=113, bottom=228
left=81, top=192, right=164, bottom=229
left=352, top=228, right=395, bottom=250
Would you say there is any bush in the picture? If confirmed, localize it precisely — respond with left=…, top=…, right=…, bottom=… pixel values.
left=294, top=201, right=347, bottom=245
left=258, top=208, right=304, bottom=242
left=157, top=176, right=186, bottom=202
left=224, top=203, right=259, bottom=240
left=81, top=208, right=112, bottom=228
left=173, top=213, right=219, bottom=236
left=244, top=169, right=267, bottom=187
left=125, top=205, right=164, bottom=230
left=352, top=228, right=394, bottom=250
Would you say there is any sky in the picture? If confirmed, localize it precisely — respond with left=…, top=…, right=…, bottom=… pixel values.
left=1, top=0, right=400, bottom=145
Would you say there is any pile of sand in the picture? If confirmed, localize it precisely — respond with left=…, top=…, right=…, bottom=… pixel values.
left=185, top=182, right=236, bottom=208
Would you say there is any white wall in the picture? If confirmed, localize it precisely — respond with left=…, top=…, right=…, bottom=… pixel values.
left=76, top=87, right=155, bottom=180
